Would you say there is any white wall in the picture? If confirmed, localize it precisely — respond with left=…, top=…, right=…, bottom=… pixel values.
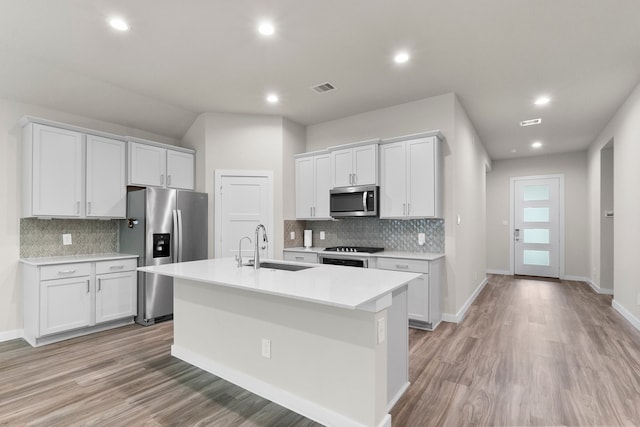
left=589, top=81, right=640, bottom=324
left=486, top=151, right=589, bottom=278
left=306, top=93, right=490, bottom=319
left=0, top=97, right=181, bottom=338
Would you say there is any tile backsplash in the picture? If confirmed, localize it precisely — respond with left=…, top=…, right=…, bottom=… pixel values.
left=284, top=218, right=444, bottom=253
left=20, top=218, right=119, bottom=258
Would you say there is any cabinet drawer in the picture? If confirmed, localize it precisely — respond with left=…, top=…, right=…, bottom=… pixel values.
left=376, top=257, right=429, bottom=273
left=40, top=263, right=91, bottom=281
left=95, top=258, right=138, bottom=274
left=283, top=252, right=318, bottom=264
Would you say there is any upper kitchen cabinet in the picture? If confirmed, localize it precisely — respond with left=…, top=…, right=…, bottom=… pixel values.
left=21, top=118, right=128, bottom=219
left=379, top=132, right=443, bottom=218
left=86, top=135, right=126, bottom=218
left=128, top=139, right=195, bottom=190
left=295, top=152, right=331, bottom=220
left=329, top=140, right=379, bottom=188
left=22, top=123, right=84, bottom=218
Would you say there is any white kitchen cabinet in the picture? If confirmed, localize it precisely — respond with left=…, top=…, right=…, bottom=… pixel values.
left=380, top=133, right=442, bottom=218
left=295, top=152, right=331, bottom=219
left=375, top=256, right=443, bottom=330
left=330, top=141, right=378, bottom=188
left=23, top=123, right=84, bottom=217
left=22, top=256, right=138, bottom=347
left=40, top=275, right=92, bottom=336
left=86, top=135, right=126, bottom=218
left=283, top=250, right=319, bottom=263
left=128, top=140, right=195, bottom=190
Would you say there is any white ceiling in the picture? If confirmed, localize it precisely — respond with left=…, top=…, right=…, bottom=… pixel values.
left=1, top=0, right=639, bottom=159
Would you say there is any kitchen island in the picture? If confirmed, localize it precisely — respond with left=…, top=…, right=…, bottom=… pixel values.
left=139, top=258, right=420, bottom=427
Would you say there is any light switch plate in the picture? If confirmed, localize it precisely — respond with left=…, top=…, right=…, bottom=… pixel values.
left=261, top=338, right=271, bottom=358
left=377, top=317, right=386, bottom=344
left=418, top=233, right=426, bottom=246
left=320, top=231, right=325, bottom=240
left=290, top=231, right=295, bottom=240
left=62, top=234, right=72, bottom=245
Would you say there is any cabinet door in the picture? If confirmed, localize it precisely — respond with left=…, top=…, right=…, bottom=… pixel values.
left=86, top=135, right=126, bottom=218
left=314, top=154, right=331, bottom=218
left=32, top=124, right=83, bottom=217
left=295, top=157, right=315, bottom=219
left=352, top=144, right=377, bottom=186
left=166, top=150, right=195, bottom=190
left=331, top=148, right=354, bottom=188
left=379, top=142, right=407, bottom=218
left=95, top=272, right=137, bottom=323
left=407, top=138, right=435, bottom=217
left=128, top=142, right=166, bottom=187
left=407, top=274, right=429, bottom=323
left=40, top=276, right=92, bottom=336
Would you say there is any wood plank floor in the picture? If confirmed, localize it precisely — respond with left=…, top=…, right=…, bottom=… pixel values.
left=1, top=274, right=640, bottom=426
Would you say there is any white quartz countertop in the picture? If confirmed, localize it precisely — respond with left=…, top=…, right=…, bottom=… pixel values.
left=284, top=247, right=445, bottom=261
left=139, top=257, right=420, bottom=311
left=20, top=253, right=138, bottom=266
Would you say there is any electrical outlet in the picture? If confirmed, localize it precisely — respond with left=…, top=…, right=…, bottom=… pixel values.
left=377, top=317, right=386, bottom=344
left=290, top=231, right=295, bottom=240
left=261, top=338, right=271, bottom=358
left=62, top=234, right=72, bottom=245
left=418, top=233, right=426, bottom=246
left=320, top=231, right=325, bottom=240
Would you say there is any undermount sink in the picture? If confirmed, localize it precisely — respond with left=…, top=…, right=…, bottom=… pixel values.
left=245, top=261, right=313, bottom=272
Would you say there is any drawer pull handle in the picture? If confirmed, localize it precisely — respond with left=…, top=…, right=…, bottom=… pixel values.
left=295, top=256, right=304, bottom=260
left=97, top=278, right=101, bottom=291
left=396, top=264, right=409, bottom=269
left=86, top=280, right=90, bottom=293
left=109, top=265, right=124, bottom=270
left=58, top=269, right=76, bottom=274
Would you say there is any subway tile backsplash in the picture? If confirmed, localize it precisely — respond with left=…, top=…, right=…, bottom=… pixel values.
left=284, top=218, right=444, bottom=253
left=20, top=218, right=119, bottom=258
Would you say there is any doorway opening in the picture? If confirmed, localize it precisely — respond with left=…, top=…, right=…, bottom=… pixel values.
left=599, top=140, right=614, bottom=292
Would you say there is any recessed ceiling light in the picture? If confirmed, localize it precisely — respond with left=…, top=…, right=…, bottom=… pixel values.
left=394, top=51, right=410, bottom=64
left=109, top=18, right=129, bottom=32
left=266, top=94, right=279, bottom=104
left=510, top=148, right=517, bottom=153
left=258, top=22, right=275, bottom=36
left=531, top=141, right=543, bottom=149
left=534, top=95, right=551, bottom=106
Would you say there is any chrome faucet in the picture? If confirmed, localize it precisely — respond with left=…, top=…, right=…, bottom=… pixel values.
left=254, top=224, right=268, bottom=269
left=236, top=236, right=252, bottom=267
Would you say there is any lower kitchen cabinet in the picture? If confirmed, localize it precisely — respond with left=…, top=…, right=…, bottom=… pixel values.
left=376, top=256, right=444, bottom=330
left=22, top=256, right=137, bottom=347
left=283, top=250, right=319, bottom=264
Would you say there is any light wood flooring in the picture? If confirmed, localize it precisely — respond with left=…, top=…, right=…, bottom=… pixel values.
left=1, top=274, right=640, bottom=426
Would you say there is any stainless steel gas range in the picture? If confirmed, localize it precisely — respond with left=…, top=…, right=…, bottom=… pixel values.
left=318, top=246, right=384, bottom=268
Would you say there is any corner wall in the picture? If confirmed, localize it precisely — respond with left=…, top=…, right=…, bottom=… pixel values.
left=588, top=81, right=640, bottom=326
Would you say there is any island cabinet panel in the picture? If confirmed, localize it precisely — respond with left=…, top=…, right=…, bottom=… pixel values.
left=22, top=256, right=138, bottom=347
left=379, top=134, right=442, bottom=218
left=295, top=153, right=330, bottom=220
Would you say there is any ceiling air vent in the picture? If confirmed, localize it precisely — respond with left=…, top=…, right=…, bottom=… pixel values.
left=311, top=82, right=336, bottom=93
left=520, top=118, right=542, bottom=127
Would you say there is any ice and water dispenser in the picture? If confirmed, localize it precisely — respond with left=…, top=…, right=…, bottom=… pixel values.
left=153, top=233, right=171, bottom=258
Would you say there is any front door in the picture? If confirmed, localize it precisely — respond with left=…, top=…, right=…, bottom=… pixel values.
left=513, top=176, right=562, bottom=278
left=214, top=171, right=273, bottom=260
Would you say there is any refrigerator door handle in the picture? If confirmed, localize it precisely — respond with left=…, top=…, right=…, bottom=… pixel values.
left=172, top=209, right=179, bottom=263
left=177, top=209, right=184, bottom=262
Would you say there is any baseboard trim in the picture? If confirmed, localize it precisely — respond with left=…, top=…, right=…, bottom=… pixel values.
left=612, top=300, right=640, bottom=333
left=486, top=269, right=510, bottom=275
left=0, top=329, right=23, bottom=343
left=172, top=344, right=376, bottom=427
left=581, top=278, right=614, bottom=296
left=441, top=277, right=489, bottom=324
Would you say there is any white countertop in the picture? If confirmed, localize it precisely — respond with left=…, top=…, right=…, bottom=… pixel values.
left=20, top=253, right=138, bottom=266
left=139, top=257, right=420, bottom=311
left=284, top=247, right=445, bottom=261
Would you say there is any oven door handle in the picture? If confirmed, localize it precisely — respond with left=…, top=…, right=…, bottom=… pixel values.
left=362, top=191, right=368, bottom=212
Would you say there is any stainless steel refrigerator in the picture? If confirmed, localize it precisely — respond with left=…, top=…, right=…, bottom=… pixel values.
left=119, top=187, right=208, bottom=325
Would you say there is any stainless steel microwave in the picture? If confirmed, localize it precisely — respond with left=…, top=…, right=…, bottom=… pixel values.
left=330, top=185, right=379, bottom=218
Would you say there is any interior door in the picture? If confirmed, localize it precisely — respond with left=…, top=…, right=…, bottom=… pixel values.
left=216, top=173, right=272, bottom=260
left=513, top=177, right=561, bottom=277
